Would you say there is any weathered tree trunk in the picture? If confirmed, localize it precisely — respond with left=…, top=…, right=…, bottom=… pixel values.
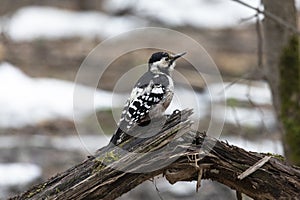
left=9, top=110, right=300, bottom=200
left=262, top=0, right=300, bottom=165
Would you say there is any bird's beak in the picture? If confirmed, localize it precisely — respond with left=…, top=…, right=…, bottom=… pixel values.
left=171, top=52, right=187, bottom=61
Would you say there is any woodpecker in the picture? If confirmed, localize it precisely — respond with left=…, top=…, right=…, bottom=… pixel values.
left=109, top=51, right=186, bottom=147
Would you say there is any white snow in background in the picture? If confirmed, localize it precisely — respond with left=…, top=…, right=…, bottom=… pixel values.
left=208, top=81, right=272, bottom=105
left=156, top=180, right=197, bottom=196
left=221, top=136, right=283, bottom=155
left=170, top=81, right=274, bottom=127
left=0, top=163, right=42, bottom=186
left=0, top=134, right=108, bottom=153
left=167, top=87, right=209, bottom=119
left=296, top=0, right=300, bottom=9
left=213, top=105, right=276, bottom=128
left=204, top=81, right=274, bottom=127
left=0, top=62, right=117, bottom=128
left=0, top=62, right=275, bottom=128
left=3, top=1, right=300, bottom=41
left=5, top=6, right=146, bottom=41
left=104, top=0, right=261, bottom=28
left=170, top=80, right=273, bottom=127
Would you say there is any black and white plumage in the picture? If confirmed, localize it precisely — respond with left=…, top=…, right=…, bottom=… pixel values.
left=109, top=51, right=186, bottom=146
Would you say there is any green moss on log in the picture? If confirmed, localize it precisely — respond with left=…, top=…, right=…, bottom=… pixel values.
left=279, top=35, right=300, bottom=165
left=93, top=150, right=121, bottom=173
left=26, top=183, right=48, bottom=198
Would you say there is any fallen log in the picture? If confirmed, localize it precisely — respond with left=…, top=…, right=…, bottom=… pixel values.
left=10, top=110, right=300, bottom=200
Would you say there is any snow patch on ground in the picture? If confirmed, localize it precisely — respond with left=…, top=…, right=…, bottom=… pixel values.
left=0, top=62, right=116, bottom=128
left=2, top=1, right=264, bottom=41
left=213, top=105, right=276, bottom=128
left=167, top=87, right=209, bottom=119
left=296, top=0, right=300, bottom=9
left=5, top=6, right=146, bottom=41
left=0, top=134, right=108, bottom=153
left=104, top=0, right=261, bottom=28
left=221, top=136, right=283, bottom=155
left=208, top=81, right=272, bottom=105
left=206, top=81, right=274, bottom=127
left=0, top=163, right=42, bottom=186
left=2, top=1, right=300, bottom=41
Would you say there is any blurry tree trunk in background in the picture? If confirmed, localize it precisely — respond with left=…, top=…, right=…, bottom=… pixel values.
left=262, top=0, right=300, bottom=165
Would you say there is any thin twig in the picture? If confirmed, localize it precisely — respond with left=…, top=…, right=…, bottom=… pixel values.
left=239, top=14, right=257, bottom=24
left=231, top=0, right=300, bottom=34
left=256, top=14, right=263, bottom=69
left=238, top=156, right=271, bottom=180
left=232, top=106, right=243, bottom=136
left=196, top=168, right=203, bottom=192
left=236, top=190, right=243, bottom=200
left=245, top=79, right=272, bottom=136
left=153, top=178, right=164, bottom=200
left=222, top=70, right=257, bottom=92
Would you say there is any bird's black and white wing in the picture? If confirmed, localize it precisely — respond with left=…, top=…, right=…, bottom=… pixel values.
left=109, top=72, right=172, bottom=146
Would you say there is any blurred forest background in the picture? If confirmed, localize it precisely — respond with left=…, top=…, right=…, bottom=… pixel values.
left=0, top=0, right=299, bottom=199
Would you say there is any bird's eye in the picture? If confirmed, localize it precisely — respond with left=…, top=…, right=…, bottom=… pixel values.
left=165, top=57, right=169, bottom=61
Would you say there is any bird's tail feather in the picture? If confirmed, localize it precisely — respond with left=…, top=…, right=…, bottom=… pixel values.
left=109, top=127, right=123, bottom=145
left=107, top=127, right=132, bottom=149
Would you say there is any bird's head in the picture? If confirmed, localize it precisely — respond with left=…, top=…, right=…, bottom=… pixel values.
left=148, top=51, right=186, bottom=74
